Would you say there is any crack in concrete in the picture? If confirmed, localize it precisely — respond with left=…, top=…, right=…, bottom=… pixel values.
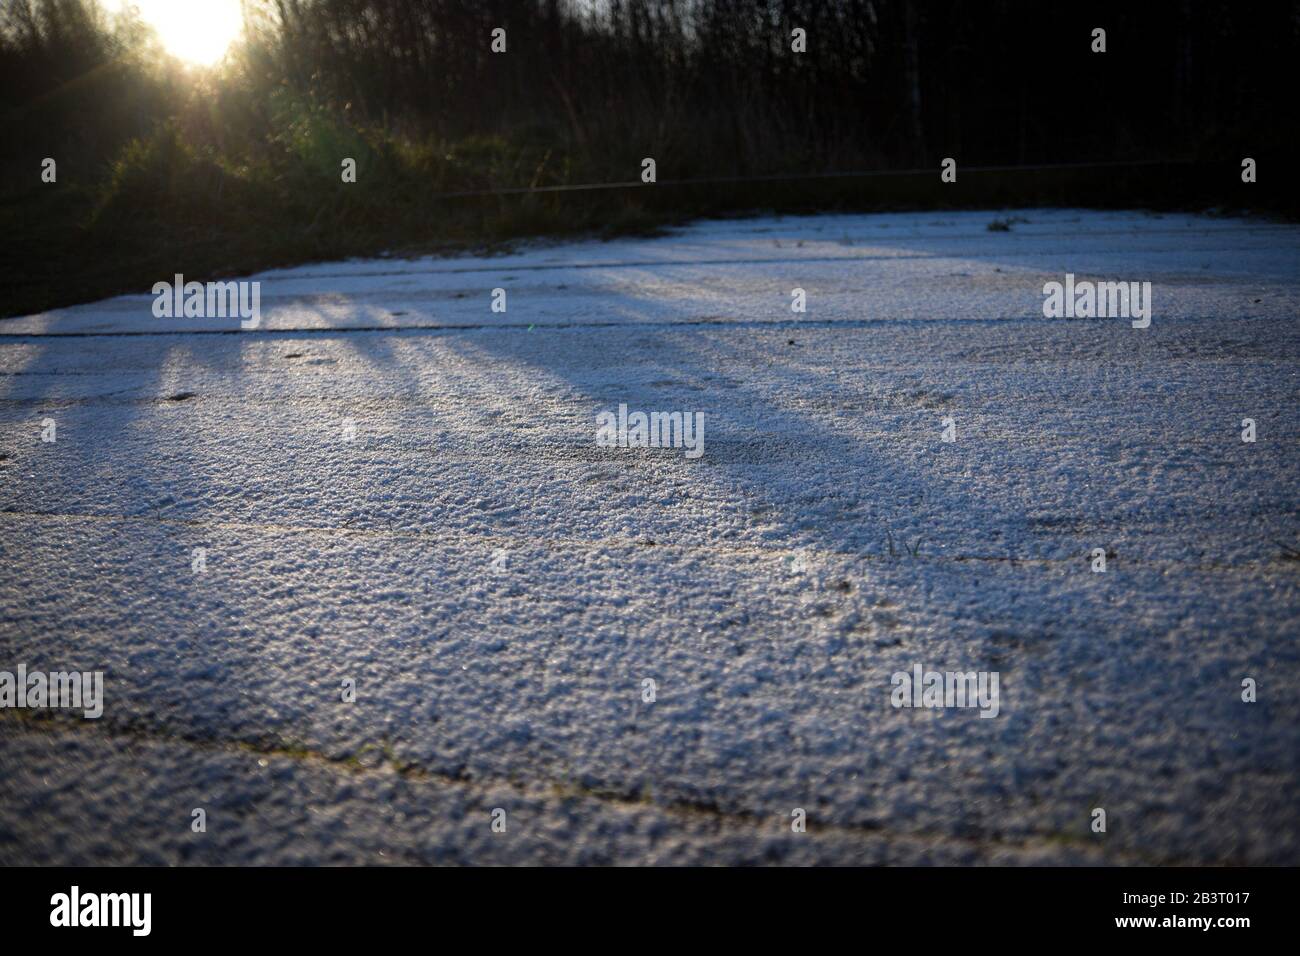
left=2, top=710, right=1162, bottom=864
left=0, top=509, right=1291, bottom=575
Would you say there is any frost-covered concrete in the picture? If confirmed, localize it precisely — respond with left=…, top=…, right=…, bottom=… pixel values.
left=1, top=209, right=1297, bottom=865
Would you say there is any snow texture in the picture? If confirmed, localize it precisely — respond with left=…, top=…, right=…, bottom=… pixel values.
left=1, top=209, right=1297, bottom=864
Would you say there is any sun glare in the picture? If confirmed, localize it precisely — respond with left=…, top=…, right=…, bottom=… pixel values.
left=119, top=0, right=244, bottom=66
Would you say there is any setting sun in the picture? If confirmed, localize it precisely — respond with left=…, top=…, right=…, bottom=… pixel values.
left=118, top=0, right=244, bottom=66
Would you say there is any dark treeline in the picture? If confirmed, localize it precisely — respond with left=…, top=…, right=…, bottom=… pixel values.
left=4, top=0, right=1297, bottom=179
left=262, top=0, right=1297, bottom=170
left=0, top=0, right=1296, bottom=317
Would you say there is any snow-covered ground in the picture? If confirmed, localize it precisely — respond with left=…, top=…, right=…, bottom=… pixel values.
left=1, top=209, right=1297, bottom=864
